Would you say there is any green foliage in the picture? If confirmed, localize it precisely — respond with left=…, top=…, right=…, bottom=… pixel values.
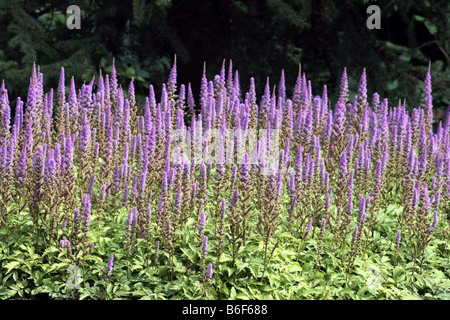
left=1, top=193, right=449, bottom=300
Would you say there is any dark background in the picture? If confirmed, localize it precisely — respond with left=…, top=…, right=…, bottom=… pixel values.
left=0, top=0, right=449, bottom=121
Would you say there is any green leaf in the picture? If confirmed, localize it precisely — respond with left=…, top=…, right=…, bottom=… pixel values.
left=180, top=248, right=196, bottom=264
left=31, top=287, right=44, bottom=296
left=286, top=264, right=302, bottom=273
left=229, top=287, right=236, bottom=299
left=219, top=253, right=232, bottom=262
left=413, top=15, right=437, bottom=35
left=3, top=261, right=21, bottom=273
left=393, top=266, right=405, bottom=282
left=414, top=274, right=426, bottom=289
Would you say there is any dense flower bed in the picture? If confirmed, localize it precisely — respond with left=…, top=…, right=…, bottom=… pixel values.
left=0, top=59, right=449, bottom=299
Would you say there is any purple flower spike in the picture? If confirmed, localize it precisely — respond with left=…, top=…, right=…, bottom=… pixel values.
left=16, top=145, right=27, bottom=187
left=357, top=68, right=367, bottom=107
left=88, top=174, right=95, bottom=195
left=337, top=68, right=349, bottom=105
left=230, top=187, right=239, bottom=210
left=74, top=208, right=80, bottom=222
left=199, top=211, right=206, bottom=238
left=395, top=230, right=401, bottom=247
left=167, top=55, right=177, bottom=97
left=202, top=235, right=208, bottom=256
left=320, top=218, right=327, bottom=233
left=358, top=195, right=366, bottom=223
left=206, top=262, right=213, bottom=280
left=61, top=219, right=67, bottom=231
left=240, top=153, right=250, bottom=184
left=305, top=217, right=313, bottom=237
left=60, top=236, right=68, bottom=249
left=339, top=151, right=347, bottom=181
left=82, top=193, right=91, bottom=229
left=105, top=254, right=114, bottom=277
left=126, top=207, right=134, bottom=228
left=276, top=171, right=283, bottom=201
left=429, top=210, right=438, bottom=233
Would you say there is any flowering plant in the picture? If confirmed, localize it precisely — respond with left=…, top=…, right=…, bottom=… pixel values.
left=0, top=59, right=448, bottom=300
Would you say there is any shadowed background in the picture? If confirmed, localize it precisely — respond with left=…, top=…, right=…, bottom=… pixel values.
left=0, top=0, right=449, bottom=122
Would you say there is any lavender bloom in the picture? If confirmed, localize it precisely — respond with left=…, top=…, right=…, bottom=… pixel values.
left=276, top=171, right=283, bottom=201
left=429, top=210, right=438, bottom=233
left=422, top=63, right=433, bottom=131
left=230, top=187, right=239, bottom=211
left=201, top=235, right=208, bottom=257
left=88, top=174, right=96, bottom=195
left=206, top=262, right=214, bottom=280
left=198, top=211, right=206, bottom=238
left=82, top=194, right=91, bottom=229
left=99, top=184, right=106, bottom=204
left=60, top=236, right=69, bottom=249
left=418, top=184, right=431, bottom=218
left=126, top=207, right=134, bottom=229
left=74, top=208, right=80, bottom=223
left=230, top=164, right=238, bottom=187
left=57, top=67, right=65, bottom=108
left=337, top=68, right=349, bottom=105
left=121, top=184, right=129, bottom=206
left=345, top=171, right=354, bottom=218
left=434, top=190, right=440, bottom=209
left=305, top=217, right=313, bottom=237
left=358, top=195, right=366, bottom=223
left=288, top=172, right=296, bottom=195
left=332, top=101, right=346, bottom=142
left=338, top=151, right=347, bottom=184
left=395, top=230, right=401, bottom=248
left=320, top=218, right=327, bottom=233
left=357, top=68, right=367, bottom=107
left=167, top=56, right=177, bottom=97
left=174, top=181, right=182, bottom=209
left=105, top=254, right=114, bottom=277
left=16, top=145, right=27, bottom=188
left=240, top=153, right=250, bottom=185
